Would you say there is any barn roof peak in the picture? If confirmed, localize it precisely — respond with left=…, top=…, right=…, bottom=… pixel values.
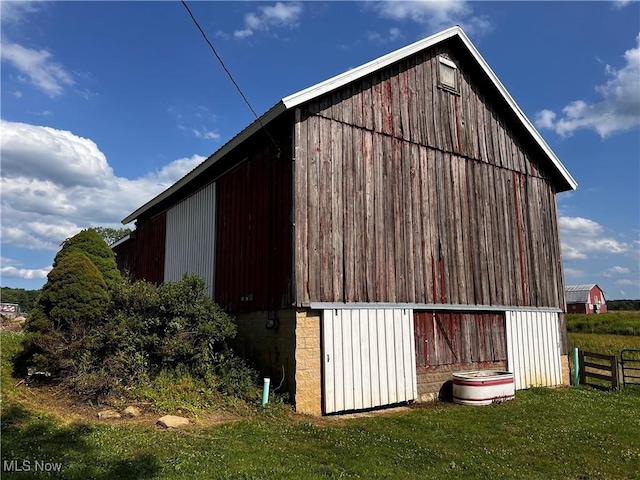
left=123, top=26, right=577, bottom=224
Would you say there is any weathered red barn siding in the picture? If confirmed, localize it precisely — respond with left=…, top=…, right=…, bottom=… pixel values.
left=113, top=213, right=166, bottom=284
left=414, top=310, right=507, bottom=398
left=215, top=131, right=293, bottom=313
left=294, top=39, right=565, bottom=311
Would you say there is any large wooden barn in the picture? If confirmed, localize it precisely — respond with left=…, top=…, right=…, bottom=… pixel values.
left=114, top=26, right=577, bottom=415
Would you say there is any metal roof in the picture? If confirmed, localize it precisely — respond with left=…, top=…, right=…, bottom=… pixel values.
left=122, top=26, right=577, bottom=225
left=565, top=284, right=605, bottom=303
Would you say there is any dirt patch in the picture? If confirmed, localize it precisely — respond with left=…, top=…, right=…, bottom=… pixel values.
left=9, top=382, right=242, bottom=429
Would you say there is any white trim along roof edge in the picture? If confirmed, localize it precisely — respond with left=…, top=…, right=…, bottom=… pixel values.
left=122, top=26, right=577, bottom=224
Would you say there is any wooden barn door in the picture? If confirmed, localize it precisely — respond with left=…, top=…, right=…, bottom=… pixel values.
left=322, top=309, right=417, bottom=414
left=505, top=311, right=562, bottom=389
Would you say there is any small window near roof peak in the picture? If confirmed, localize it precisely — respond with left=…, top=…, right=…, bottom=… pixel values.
left=438, top=56, right=458, bottom=93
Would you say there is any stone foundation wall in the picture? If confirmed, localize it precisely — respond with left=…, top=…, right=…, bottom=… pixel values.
left=416, top=361, right=507, bottom=402
left=294, top=310, right=322, bottom=415
left=560, top=354, right=570, bottom=386
left=232, top=309, right=323, bottom=415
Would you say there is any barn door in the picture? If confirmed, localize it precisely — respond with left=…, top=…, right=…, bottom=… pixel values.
left=505, top=311, right=562, bottom=389
left=322, top=309, right=417, bottom=414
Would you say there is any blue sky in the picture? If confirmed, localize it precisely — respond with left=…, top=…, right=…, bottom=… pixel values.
left=1, top=1, right=639, bottom=300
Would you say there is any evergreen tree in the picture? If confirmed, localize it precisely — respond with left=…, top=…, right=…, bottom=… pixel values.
left=54, top=229, right=121, bottom=289
left=16, top=251, right=109, bottom=377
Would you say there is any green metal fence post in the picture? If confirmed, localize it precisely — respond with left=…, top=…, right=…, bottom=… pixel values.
left=573, top=347, right=580, bottom=386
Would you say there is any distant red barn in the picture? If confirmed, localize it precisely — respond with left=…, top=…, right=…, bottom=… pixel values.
left=565, top=285, right=607, bottom=314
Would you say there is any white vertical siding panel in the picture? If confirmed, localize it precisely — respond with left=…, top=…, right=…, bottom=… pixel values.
left=322, top=308, right=417, bottom=414
left=506, top=310, right=562, bottom=390
left=393, top=310, right=406, bottom=402
left=322, top=311, right=335, bottom=414
left=343, top=310, right=355, bottom=411
left=334, top=310, right=345, bottom=412
left=360, top=311, right=372, bottom=409
left=377, top=311, right=390, bottom=406
left=384, top=309, right=397, bottom=404
left=164, top=182, right=216, bottom=297
left=351, top=310, right=363, bottom=410
left=368, top=311, right=381, bottom=407
left=408, top=310, right=418, bottom=399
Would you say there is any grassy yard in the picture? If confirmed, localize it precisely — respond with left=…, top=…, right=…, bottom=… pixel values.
left=2, top=332, right=639, bottom=479
left=568, top=332, right=640, bottom=357
left=567, top=311, right=640, bottom=336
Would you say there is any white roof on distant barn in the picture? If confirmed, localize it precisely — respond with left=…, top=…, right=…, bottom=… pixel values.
left=565, top=285, right=605, bottom=303
left=123, top=25, right=577, bottom=224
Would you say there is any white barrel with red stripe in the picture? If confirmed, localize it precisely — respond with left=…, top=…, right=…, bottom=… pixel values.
left=452, top=371, right=515, bottom=406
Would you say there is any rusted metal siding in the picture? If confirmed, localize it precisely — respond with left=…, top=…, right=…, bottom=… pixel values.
left=215, top=136, right=293, bottom=313
left=294, top=41, right=564, bottom=309
left=505, top=310, right=562, bottom=389
left=113, top=213, right=166, bottom=284
left=413, top=311, right=506, bottom=367
left=164, top=182, right=216, bottom=297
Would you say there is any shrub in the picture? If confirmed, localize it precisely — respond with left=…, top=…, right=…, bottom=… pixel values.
left=54, top=229, right=121, bottom=289
left=85, top=275, right=259, bottom=400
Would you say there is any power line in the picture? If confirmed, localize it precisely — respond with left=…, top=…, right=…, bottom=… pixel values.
left=180, top=0, right=281, bottom=156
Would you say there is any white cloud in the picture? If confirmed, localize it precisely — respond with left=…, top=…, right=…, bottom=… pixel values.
left=233, top=2, right=303, bottom=39
left=234, top=29, right=253, bottom=40
left=604, top=265, right=631, bottom=277
left=369, top=0, right=491, bottom=37
left=559, top=216, right=630, bottom=260
left=564, top=267, right=585, bottom=278
left=0, top=265, right=51, bottom=280
left=1, top=40, right=74, bottom=97
left=535, top=35, right=640, bottom=138
left=0, top=1, right=43, bottom=26
left=366, top=27, right=402, bottom=44
left=613, top=1, right=636, bottom=9
left=534, top=109, right=556, bottom=130
left=616, top=278, right=639, bottom=286
left=0, top=120, right=205, bottom=251
left=13, top=91, right=22, bottom=98
left=0, top=2, right=76, bottom=98
left=193, top=128, right=221, bottom=140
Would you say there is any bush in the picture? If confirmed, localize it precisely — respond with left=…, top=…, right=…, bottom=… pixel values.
left=81, top=275, right=259, bottom=400
left=54, top=229, right=121, bottom=289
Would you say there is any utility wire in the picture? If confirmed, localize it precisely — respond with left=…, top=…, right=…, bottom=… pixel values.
left=180, top=0, right=281, bottom=156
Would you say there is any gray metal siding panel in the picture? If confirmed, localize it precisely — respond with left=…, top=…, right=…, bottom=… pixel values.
left=164, top=182, right=216, bottom=297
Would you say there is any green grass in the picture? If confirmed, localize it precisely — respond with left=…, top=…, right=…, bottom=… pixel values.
left=2, top=332, right=640, bottom=479
left=568, top=332, right=640, bottom=357
left=567, top=311, right=640, bottom=336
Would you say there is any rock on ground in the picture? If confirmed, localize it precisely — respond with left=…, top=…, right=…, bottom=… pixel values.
left=97, top=409, right=121, bottom=420
left=123, top=406, right=142, bottom=417
left=156, top=415, right=189, bottom=428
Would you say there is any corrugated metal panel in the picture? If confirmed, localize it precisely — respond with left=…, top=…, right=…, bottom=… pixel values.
left=565, top=284, right=597, bottom=303
left=322, top=308, right=417, bottom=414
left=505, top=310, right=562, bottom=390
left=164, top=182, right=216, bottom=297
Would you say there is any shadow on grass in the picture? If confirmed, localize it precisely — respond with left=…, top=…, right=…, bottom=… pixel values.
left=1, top=402, right=160, bottom=479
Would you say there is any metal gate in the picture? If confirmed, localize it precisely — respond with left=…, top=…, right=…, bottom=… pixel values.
left=322, top=309, right=417, bottom=414
left=505, top=311, right=562, bottom=390
left=621, top=350, right=640, bottom=387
